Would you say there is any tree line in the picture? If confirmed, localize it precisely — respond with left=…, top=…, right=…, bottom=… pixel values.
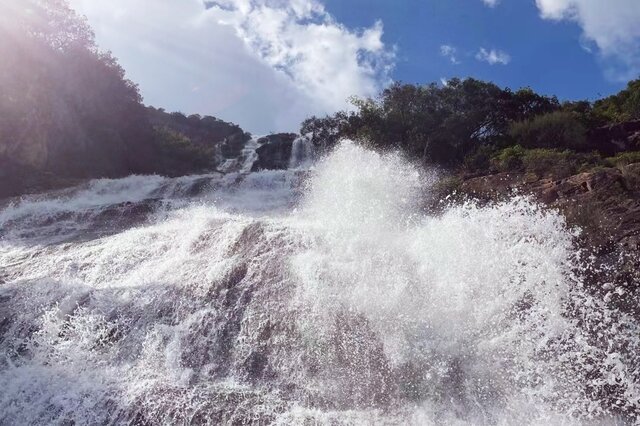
left=301, top=77, right=640, bottom=177
left=0, top=0, right=248, bottom=197
left=2, top=0, right=639, bottom=197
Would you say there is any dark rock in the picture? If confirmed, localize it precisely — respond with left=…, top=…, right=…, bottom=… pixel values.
left=93, top=199, right=162, bottom=230
left=220, top=132, right=250, bottom=159
left=251, top=133, right=297, bottom=171
left=621, top=163, right=640, bottom=192
left=183, top=177, right=215, bottom=197
left=459, top=172, right=523, bottom=200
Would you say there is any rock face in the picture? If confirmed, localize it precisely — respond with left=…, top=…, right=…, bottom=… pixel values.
left=0, top=158, right=83, bottom=200
left=0, top=108, right=252, bottom=200
left=251, top=133, right=297, bottom=171
left=461, top=166, right=640, bottom=249
left=461, top=164, right=640, bottom=317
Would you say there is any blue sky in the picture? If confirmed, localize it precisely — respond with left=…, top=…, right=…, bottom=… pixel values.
left=69, top=0, right=640, bottom=134
left=324, top=0, right=620, bottom=101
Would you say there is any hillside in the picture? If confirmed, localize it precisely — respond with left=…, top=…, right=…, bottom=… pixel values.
left=0, top=1, right=251, bottom=199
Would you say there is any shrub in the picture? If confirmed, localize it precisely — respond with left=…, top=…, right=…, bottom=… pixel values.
left=575, top=152, right=607, bottom=173
left=492, top=146, right=603, bottom=178
left=606, top=151, right=640, bottom=167
left=492, top=145, right=526, bottom=172
left=509, top=111, right=587, bottom=151
left=463, top=145, right=495, bottom=172
left=521, top=149, right=576, bottom=178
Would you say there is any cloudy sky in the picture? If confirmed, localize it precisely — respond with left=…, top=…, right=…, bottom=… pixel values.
left=68, top=0, right=640, bottom=134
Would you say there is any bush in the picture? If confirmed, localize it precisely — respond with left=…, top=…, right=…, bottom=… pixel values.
left=509, top=111, right=587, bottom=151
left=492, top=146, right=603, bottom=178
left=522, top=149, right=576, bottom=178
left=605, top=151, right=640, bottom=167
left=492, top=145, right=526, bottom=171
left=463, top=145, right=495, bottom=172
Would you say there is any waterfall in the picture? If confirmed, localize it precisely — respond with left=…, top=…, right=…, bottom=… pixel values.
left=288, top=136, right=314, bottom=169
left=0, top=141, right=638, bottom=425
left=218, top=137, right=260, bottom=174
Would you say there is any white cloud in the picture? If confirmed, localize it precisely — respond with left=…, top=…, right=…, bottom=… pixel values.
left=475, top=47, right=511, bottom=65
left=68, top=0, right=394, bottom=133
left=482, top=0, right=500, bottom=8
left=440, top=44, right=460, bottom=64
left=535, top=0, right=640, bottom=80
left=206, top=0, right=393, bottom=113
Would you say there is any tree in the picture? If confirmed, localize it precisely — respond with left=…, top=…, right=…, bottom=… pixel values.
left=594, top=79, right=640, bottom=122
left=0, top=0, right=95, bottom=51
left=0, top=0, right=154, bottom=181
left=301, top=111, right=355, bottom=153
left=509, top=111, right=588, bottom=151
left=300, top=78, right=562, bottom=167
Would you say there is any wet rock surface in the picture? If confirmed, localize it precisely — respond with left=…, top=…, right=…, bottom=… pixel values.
left=461, top=164, right=640, bottom=250
left=461, top=164, right=640, bottom=319
left=251, top=133, right=297, bottom=171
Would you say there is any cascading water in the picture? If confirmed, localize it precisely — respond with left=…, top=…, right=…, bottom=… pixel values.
left=289, top=136, right=314, bottom=170
left=0, top=141, right=639, bottom=425
left=218, top=137, right=261, bottom=174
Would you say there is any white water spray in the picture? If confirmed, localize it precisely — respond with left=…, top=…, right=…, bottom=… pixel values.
left=0, top=141, right=638, bottom=425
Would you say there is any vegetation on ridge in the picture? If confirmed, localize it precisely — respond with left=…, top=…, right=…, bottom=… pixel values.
left=301, top=78, right=640, bottom=179
left=2, top=0, right=640, bottom=198
left=0, top=0, right=248, bottom=198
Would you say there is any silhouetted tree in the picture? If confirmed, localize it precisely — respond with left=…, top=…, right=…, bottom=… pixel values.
left=0, top=0, right=153, bottom=181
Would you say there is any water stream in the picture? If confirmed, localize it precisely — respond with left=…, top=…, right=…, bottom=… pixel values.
left=0, top=141, right=638, bottom=425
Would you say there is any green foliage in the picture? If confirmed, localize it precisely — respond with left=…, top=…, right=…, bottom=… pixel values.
left=0, top=0, right=154, bottom=178
left=300, top=77, right=640, bottom=174
left=509, top=111, right=587, bottom=151
left=492, top=146, right=603, bottom=178
left=147, top=106, right=250, bottom=160
left=522, top=149, right=578, bottom=178
left=152, top=127, right=216, bottom=175
left=605, top=151, right=640, bottom=167
left=492, top=145, right=527, bottom=172
left=594, top=79, right=640, bottom=122
left=301, top=112, right=355, bottom=152
left=463, top=145, right=495, bottom=172
left=0, top=0, right=250, bottom=189
left=301, top=78, right=561, bottom=167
